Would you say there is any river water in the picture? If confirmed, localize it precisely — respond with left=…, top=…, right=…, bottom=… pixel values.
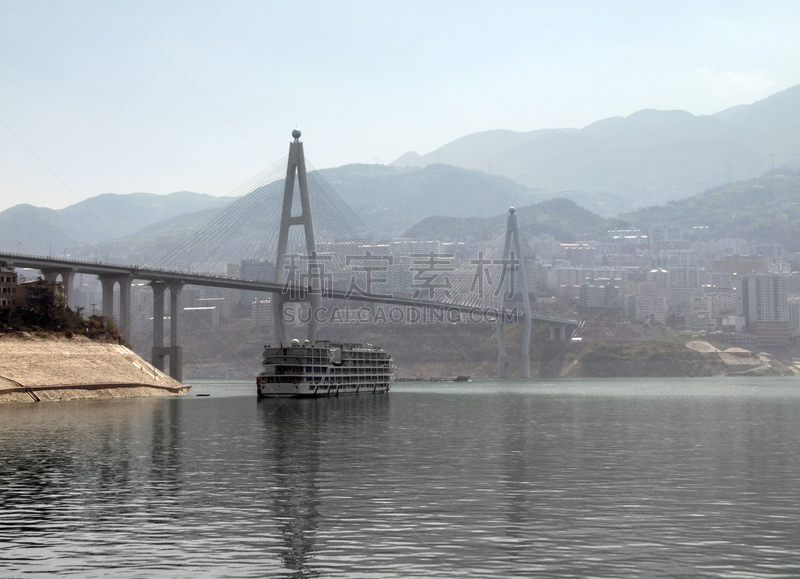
left=2, top=378, right=800, bottom=578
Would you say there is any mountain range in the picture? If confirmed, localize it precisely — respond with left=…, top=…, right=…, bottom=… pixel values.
left=0, top=192, right=226, bottom=258
left=3, top=83, right=800, bottom=261
left=400, top=168, right=800, bottom=248
left=315, top=163, right=544, bottom=237
left=3, top=168, right=799, bottom=267
left=392, top=83, right=800, bottom=209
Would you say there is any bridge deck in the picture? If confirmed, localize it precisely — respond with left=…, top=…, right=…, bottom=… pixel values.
left=0, top=252, right=579, bottom=326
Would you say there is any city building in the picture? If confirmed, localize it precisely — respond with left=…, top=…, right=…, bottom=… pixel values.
left=579, top=281, right=623, bottom=316
left=251, top=298, right=273, bottom=329
left=789, top=297, right=800, bottom=338
left=0, top=265, right=18, bottom=308
left=738, top=275, right=790, bottom=347
left=183, top=306, right=220, bottom=329
left=16, top=279, right=64, bottom=308
left=648, top=223, right=684, bottom=244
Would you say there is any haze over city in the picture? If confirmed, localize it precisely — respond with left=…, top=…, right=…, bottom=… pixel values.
left=2, top=0, right=800, bottom=213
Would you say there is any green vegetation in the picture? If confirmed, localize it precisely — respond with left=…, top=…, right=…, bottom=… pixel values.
left=620, top=170, right=800, bottom=243
left=0, top=292, right=120, bottom=341
left=403, top=168, right=800, bottom=246
left=561, top=341, right=728, bottom=378
left=403, top=197, right=626, bottom=243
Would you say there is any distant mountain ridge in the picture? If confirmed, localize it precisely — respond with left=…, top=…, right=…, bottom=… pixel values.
left=315, top=163, right=545, bottom=237
left=392, top=83, right=800, bottom=208
left=401, top=168, right=800, bottom=247
left=0, top=191, right=225, bottom=257
left=82, top=164, right=555, bottom=265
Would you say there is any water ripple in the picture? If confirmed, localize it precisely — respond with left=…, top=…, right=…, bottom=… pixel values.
left=1, top=378, right=800, bottom=577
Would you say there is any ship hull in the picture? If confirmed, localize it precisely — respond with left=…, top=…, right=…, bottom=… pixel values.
left=257, top=377, right=390, bottom=398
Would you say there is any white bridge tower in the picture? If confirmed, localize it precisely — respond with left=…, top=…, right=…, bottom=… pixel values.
left=496, top=207, right=533, bottom=378
left=272, top=130, right=322, bottom=345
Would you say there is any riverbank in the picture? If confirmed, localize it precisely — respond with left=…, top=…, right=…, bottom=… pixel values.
left=0, top=332, right=189, bottom=403
left=549, top=340, right=799, bottom=378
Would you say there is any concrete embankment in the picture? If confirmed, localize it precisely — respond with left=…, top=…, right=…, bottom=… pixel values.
left=0, top=332, right=189, bottom=404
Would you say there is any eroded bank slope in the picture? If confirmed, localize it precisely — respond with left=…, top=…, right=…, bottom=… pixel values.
left=0, top=332, right=189, bottom=403
left=549, top=340, right=798, bottom=378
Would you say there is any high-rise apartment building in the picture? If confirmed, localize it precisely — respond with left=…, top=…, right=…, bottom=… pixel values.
left=738, top=275, right=789, bottom=347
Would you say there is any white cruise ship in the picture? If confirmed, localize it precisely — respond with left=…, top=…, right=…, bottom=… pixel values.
left=257, top=339, right=393, bottom=398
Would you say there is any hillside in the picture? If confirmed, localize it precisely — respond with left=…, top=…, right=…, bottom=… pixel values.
left=554, top=341, right=795, bottom=378
left=403, top=197, right=623, bottom=243
left=76, top=164, right=555, bottom=264
left=0, top=191, right=226, bottom=257
left=392, top=83, right=800, bottom=209
left=70, top=193, right=623, bottom=267
left=620, top=169, right=800, bottom=243
left=316, top=163, right=545, bottom=237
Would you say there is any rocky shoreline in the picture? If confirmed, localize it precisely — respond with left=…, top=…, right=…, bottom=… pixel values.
left=0, top=332, right=190, bottom=404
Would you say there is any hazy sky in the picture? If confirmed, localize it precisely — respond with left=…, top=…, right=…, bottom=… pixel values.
left=1, top=0, right=799, bottom=212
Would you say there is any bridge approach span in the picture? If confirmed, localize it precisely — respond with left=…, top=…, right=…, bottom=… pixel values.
left=0, top=252, right=580, bottom=327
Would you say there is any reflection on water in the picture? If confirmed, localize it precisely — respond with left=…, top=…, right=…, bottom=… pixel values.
left=1, top=380, right=800, bottom=577
left=259, top=396, right=390, bottom=578
left=265, top=402, right=322, bottom=577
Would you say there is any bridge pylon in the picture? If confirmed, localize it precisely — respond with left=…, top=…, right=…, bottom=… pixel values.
left=496, top=207, right=532, bottom=378
left=272, top=130, right=322, bottom=344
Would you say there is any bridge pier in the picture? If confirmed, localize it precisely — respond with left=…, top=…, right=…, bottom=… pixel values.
left=150, top=281, right=183, bottom=382
left=495, top=207, right=532, bottom=379
left=41, top=269, right=76, bottom=308
left=99, top=275, right=132, bottom=338
left=548, top=324, right=569, bottom=341
left=497, top=329, right=509, bottom=379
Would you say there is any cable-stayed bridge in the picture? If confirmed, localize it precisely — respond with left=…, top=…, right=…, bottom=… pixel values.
left=0, top=131, right=579, bottom=380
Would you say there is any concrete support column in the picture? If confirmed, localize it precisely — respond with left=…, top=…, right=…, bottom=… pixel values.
left=150, top=281, right=166, bottom=372
left=61, top=270, right=76, bottom=308
left=169, top=283, right=183, bottom=382
left=520, top=311, right=532, bottom=379
left=149, top=281, right=181, bottom=381
left=272, top=296, right=286, bottom=346
left=152, top=282, right=165, bottom=348
left=496, top=317, right=509, bottom=379
left=170, top=283, right=181, bottom=349
left=549, top=326, right=556, bottom=341
left=41, top=269, right=76, bottom=308
left=118, top=277, right=131, bottom=339
left=100, top=277, right=116, bottom=319
left=99, top=275, right=132, bottom=339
